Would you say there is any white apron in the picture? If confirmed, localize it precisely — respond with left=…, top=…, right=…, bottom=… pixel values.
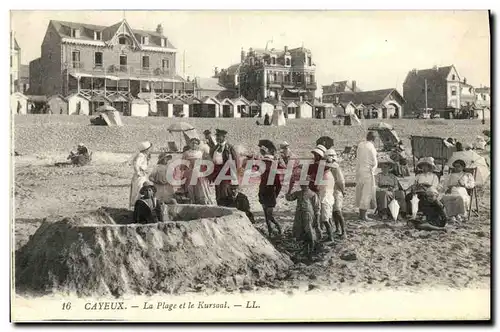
left=355, top=141, right=377, bottom=210
left=129, top=152, right=149, bottom=209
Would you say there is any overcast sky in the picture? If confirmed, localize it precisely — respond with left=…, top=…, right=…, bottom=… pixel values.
left=11, top=10, right=490, bottom=95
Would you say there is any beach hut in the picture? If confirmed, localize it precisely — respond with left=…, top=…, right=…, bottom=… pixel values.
left=231, top=96, right=250, bottom=118
left=220, top=98, right=236, bottom=118
left=67, top=93, right=90, bottom=115
left=249, top=100, right=260, bottom=117
left=284, top=100, right=299, bottom=119
left=200, top=97, right=221, bottom=118
left=186, top=97, right=203, bottom=117
left=131, top=98, right=149, bottom=117
left=11, top=92, right=28, bottom=115
left=48, top=95, right=68, bottom=115
left=297, top=101, right=313, bottom=119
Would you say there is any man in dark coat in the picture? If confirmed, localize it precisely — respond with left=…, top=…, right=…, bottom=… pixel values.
left=209, top=129, right=240, bottom=205
left=203, top=129, right=217, bottom=150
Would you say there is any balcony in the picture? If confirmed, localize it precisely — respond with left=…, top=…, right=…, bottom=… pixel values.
left=306, top=82, right=317, bottom=89
left=67, top=62, right=176, bottom=79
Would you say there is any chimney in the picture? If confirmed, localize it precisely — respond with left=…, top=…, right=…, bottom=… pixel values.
left=433, top=65, right=438, bottom=71
left=284, top=45, right=288, bottom=53
left=214, top=67, right=219, bottom=76
left=156, top=24, right=163, bottom=35
left=352, top=80, right=357, bottom=92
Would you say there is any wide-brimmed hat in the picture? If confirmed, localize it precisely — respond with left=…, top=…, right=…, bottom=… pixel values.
left=311, top=145, right=327, bottom=157
left=378, top=155, right=396, bottom=167
left=416, top=157, right=436, bottom=170
left=452, top=159, right=466, bottom=168
left=189, top=137, right=201, bottom=144
left=139, top=181, right=156, bottom=195
left=139, top=141, right=152, bottom=151
left=203, top=129, right=212, bottom=135
left=324, top=148, right=338, bottom=160
left=258, top=139, right=277, bottom=153
left=280, top=141, right=290, bottom=149
left=158, top=152, right=172, bottom=164
left=78, top=143, right=85, bottom=147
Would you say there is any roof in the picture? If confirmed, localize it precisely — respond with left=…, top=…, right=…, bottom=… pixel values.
left=404, top=65, right=457, bottom=84
left=324, top=80, right=362, bottom=93
left=49, top=19, right=176, bottom=49
left=475, top=87, right=490, bottom=94
left=328, top=89, right=405, bottom=105
left=19, top=64, right=29, bottom=78
left=195, top=77, right=226, bottom=91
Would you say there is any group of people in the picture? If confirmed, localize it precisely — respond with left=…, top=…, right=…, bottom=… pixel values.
left=127, top=127, right=483, bottom=257
left=355, top=131, right=477, bottom=230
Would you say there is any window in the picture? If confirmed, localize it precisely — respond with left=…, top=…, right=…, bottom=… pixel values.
left=94, top=52, right=103, bottom=67
left=161, top=38, right=166, bottom=47
left=285, top=57, right=291, bottom=66
left=10, top=55, right=12, bottom=68
left=288, top=107, right=296, bottom=114
left=307, top=56, right=312, bottom=66
left=119, top=37, right=127, bottom=45
left=94, top=31, right=102, bottom=41
left=71, top=28, right=79, bottom=38
left=310, top=74, right=315, bottom=84
left=451, top=87, right=457, bottom=96
left=119, top=55, right=127, bottom=70
left=162, top=59, right=169, bottom=69
left=72, top=51, right=80, bottom=68
left=273, top=73, right=278, bottom=82
left=141, top=36, right=149, bottom=45
left=271, top=56, right=276, bottom=65
left=452, top=74, right=456, bottom=80
left=142, top=56, right=150, bottom=69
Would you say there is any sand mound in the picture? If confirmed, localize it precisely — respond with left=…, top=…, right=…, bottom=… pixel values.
left=15, top=205, right=293, bottom=297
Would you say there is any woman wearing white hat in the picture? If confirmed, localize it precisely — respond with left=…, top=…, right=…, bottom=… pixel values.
left=129, top=141, right=153, bottom=209
left=308, top=144, right=327, bottom=193
left=405, top=156, right=440, bottom=216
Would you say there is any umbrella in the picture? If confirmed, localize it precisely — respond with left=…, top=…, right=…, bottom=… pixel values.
left=410, top=195, right=420, bottom=219
left=447, top=150, right=490, bottom=186
left=167, top=122, right=195, bottom=132
left=96, top=104, right=117, bottom=112
left=368, top=122, right=393, bottom=131
left=388, top=199, right=400, bottom=221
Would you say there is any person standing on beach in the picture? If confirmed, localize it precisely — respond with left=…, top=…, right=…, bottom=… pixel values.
left=209, top=129, right=239, bottom=205
left=355, top=131, right=378, bottom=222
left=129, top=141, right=153, bottom=209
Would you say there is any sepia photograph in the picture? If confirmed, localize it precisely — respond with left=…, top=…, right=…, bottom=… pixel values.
left=9, top=9, right=491, bottom=322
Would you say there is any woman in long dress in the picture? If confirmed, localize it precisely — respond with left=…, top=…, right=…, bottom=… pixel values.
left=182, top=138, right=214, bottom=205
left=375, top=158, right=406, bottom=220
left=405, top=157, right=440, bottom=216
left=149, top=152, right=176, bottom=204
left=441, top=159, right=475, bottom=221
left=129, top=141, right=152, bottom=209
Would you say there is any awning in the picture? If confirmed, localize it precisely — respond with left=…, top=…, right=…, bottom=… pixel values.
left=108, top=94, right=129, bottom=102
left=168, top=98, right=186, bottom=105
left=286, top=88, right=307, bottom=94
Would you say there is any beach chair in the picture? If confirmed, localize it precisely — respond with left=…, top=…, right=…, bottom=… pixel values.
left=465, top=167, right=479, bottom=221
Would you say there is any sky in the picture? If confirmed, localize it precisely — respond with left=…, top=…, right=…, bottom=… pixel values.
left=10, top=10, right=490, bottom=96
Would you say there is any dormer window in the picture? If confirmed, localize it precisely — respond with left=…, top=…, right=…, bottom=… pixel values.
left=271, top=56, right=276, bottom=65
left=160, top=38, right=166, bottom=47
left=307, top=56, right=312, bottom=66
left=452, top=74, right=456, bottom=80
left=285, top=57, right=291, bottom=66
left=70, top=28, right=80, bottom=38
left=141, top=36, right=149, bottom=45
left=94, top=31, right=102, bottom=41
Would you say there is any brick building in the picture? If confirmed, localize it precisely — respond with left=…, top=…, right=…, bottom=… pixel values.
left=216, top=45, right=317, bottom=103
left=29, top=19, right=194, bottom=115
left=403, top=65, right=462, bottom=115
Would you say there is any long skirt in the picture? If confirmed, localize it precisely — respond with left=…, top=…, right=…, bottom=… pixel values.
left=129, top=173, right=148, bottom=209
left=187, top=179, right=214, bottom=205
left=376, top=189, right=406, bottom=213
left=355, top=175, right=376, bottom=210
left=293, top=210, right=316, bottom=242
left=441, top=187, right=470, bottom=216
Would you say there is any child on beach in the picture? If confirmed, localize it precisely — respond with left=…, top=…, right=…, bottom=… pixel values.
left=286, top=177, right=321, bottom=257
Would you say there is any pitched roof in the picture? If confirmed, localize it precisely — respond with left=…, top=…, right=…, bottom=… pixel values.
left=195, top=77, right=226, bottom=91
left=328, top=89, right=405, bottom=105
left=404, top=65, right=458, bottom=84
left=49, top=19, right=176, bottom=49
left=226, top=63, right=241, bottom=75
